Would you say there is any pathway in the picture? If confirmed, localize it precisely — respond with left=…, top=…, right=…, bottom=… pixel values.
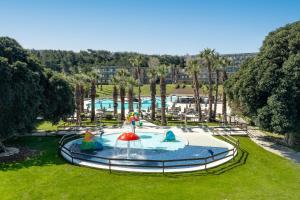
left=247, top=127, right=300, bottom=163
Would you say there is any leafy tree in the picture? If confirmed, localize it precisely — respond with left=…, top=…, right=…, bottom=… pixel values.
left=0, top=37, right=74, bottom=151
left=225, top=21, right=300, bottom=145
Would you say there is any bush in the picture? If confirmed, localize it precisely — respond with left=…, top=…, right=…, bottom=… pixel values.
left=105, top=113, right=113, bottom=120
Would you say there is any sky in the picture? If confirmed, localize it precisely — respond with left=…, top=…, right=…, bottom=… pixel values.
left=0, top=0, right=299, bottom=55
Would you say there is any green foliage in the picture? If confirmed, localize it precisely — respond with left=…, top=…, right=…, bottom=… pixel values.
left=226, top=21, right=300, bottom=134
left=0, top=37, right=74, bottom=141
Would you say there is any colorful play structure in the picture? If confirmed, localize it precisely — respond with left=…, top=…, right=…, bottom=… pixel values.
left=163, top=130, right=176, bottom=142
left=128, top=112, right=142, bottom=132
left=80, top=130, right=103, bottom=151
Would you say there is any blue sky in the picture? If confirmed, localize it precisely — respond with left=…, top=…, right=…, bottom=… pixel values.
left=0, top=0, right=299, bottom=55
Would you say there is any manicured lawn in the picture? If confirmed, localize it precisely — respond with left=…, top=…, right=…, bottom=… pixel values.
left=97, top=84, right=186, bottom=97
left=1, top=136, right=299, bottom=200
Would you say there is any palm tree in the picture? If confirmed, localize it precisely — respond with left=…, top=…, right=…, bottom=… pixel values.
left=186, top=57, right=202, bottom=122
left=157, top=64, right=169, bottom=125
left=198, top=48, right=217, bottom=122
left=147, top=57, right=159, bottom=121
left=129, top=55, right=143, bottom=115
left=90, top=79, right=96, bottom=122
left=127, top=76, right=137, bottom=113
left=213, top=54, right=222, bottom=120
left=220, top=57, right=232, bottom=124
left=110, top=76, right=119, bottom=118
left=75, top=84, right=81, bottom=124
left=116, top=69, right=129, bottom=121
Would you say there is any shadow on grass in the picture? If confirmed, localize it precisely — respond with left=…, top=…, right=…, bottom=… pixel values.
left=0, top=136, right=66, bottom=171
left=108, top=147, right=249, bottom=178
left=1, top=136, right=248, bottom=178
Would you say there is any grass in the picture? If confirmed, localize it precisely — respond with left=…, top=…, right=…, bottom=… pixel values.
left=35, top=121, right=59, bottom=132
left=96, top=84, right=186, bottom=97
left=1, top=136, right=300, bottom=200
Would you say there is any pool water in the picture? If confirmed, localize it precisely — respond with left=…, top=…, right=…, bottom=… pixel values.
left=99, top=132, right=187, bottom=151
left=86, top=96, right=177, bottom=111
left=71, top=131, right=229, bottom=167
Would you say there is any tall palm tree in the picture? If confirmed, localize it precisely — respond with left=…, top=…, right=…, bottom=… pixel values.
left=75, top=84, right=81, bottom=124
left=127, top=76, right=137, bottom=113
left=129, top=55, right=143, bottom=115
left=147, top=57, right=159, bottom=121
left=116, top=69, right=129, bottom=121
left=220, top=57, right=232, bottom=124
left=186, top=57, right=202, bottom=122
left=198, top=48, right=217, bottom=122
left=110, top=76, right=119, bottom=118
left=90, top=79, right=96, bottom=122
left=213, top=54, right=222, bottom=120
left=157, top=64, right=169, bottom=126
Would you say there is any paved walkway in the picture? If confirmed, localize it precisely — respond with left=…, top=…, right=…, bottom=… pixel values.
left=247, top=127, right=300, bottom=163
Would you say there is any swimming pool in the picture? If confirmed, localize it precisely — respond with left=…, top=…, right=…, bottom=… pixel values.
left=85, top=96, right=177, bottom=111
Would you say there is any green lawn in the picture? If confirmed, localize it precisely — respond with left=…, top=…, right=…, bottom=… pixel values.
left=1, top=136, right=299, bottom=200
left=97, top=84, right=187, bottom=97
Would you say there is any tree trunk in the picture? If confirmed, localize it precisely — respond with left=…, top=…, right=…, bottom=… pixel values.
left=90, top=80, right=96, bottom=122
left=137, top=67, right=142, bottom=115
left=208, top=63, right=213, bottom=122
left=285, top=132, right=295, bottom=146
left=120, top=87, right=125, bottom=121
left=0, top=141, right=6, bottom=153
left=160, top=77, right=166, bottom=126
left=193, top=72, right=202, bottom=122
left=222, top=71, right=228, bottom=124
left=213, top=70, right=219, bottom=120
left=128, top=86, right=134, bottom=113
left=150, top=80, right=156, bottom=121
left=75, top=84, right=81, bottom=125
left=80, top=85, right=84, bottom=113
left=113, top=85, right=118, bottom=117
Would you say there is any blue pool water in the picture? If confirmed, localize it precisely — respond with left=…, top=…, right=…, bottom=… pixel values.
left=99, top=132, right=186, bottom=151
left=86, top=96, right=176, bottom=111
left=71, top=131, right=229, bottom=167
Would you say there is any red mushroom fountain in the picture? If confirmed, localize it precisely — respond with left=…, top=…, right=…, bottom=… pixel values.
left=114, top=132, right=143, bottom=159
left=117, top=132, right=140, bottom=141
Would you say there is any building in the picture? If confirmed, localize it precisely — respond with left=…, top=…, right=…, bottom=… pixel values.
left=97, top=53, right=255, bottom=84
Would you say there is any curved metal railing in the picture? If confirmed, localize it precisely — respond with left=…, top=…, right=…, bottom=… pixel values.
left=58, top=133, right=239, bottom=174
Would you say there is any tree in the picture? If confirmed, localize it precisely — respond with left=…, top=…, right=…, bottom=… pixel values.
left=75, top=84, right=82, bottom=124
left=90, top=80, right=96, bottom=122
left=0, top=37, right=74, bottom=151
left=147, top=57, right=159, bottom=121
left=41, top=70, right=74, bottom=123
left=186, top=57, right=202, bottom=122
left=110, top=76, right=119, bottom=118
left=129, top=55, right=143, bottom=115
left=157, top=64, right=169, bottom=125
left=198, top=48, right=217, bottom=122
left=225, top=21, right=300, bottom=145
left=220, top=56, right=232, bottom=124
left=127, top=76, right=137, bottom=113
left=116, top=69, right=129, bottom=121
left=212, top=54, right=222, bottom=120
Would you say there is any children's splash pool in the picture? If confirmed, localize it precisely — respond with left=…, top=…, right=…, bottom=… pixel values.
left=60, top=127, right=238, bottom=173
